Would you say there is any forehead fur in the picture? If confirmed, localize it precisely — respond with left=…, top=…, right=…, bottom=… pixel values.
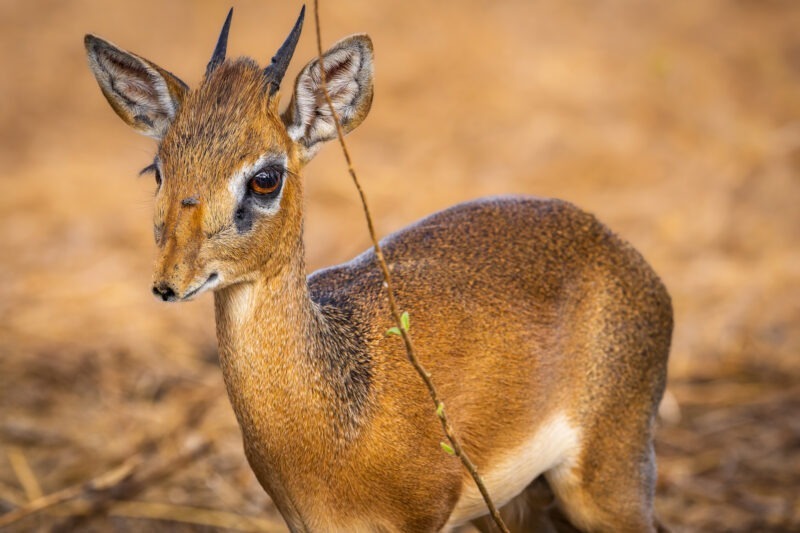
left=159, top=58, right=290, bottom=185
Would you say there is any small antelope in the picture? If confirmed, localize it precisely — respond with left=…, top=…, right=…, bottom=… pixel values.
left=85, top=7, right=672, bottom=533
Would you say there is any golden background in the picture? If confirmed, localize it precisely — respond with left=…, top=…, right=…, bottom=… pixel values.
left=0, top=0, right=797, bottom=530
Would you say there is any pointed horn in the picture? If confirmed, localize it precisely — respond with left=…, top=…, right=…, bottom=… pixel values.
left=263, top=5, right=305, bottom=96
left=206, top=7, right=234, bottom=78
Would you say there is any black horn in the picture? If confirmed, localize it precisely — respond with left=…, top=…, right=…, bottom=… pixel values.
left=206, top=8, right=234, bottom=78
left=264, top=5, right=305, bottom=96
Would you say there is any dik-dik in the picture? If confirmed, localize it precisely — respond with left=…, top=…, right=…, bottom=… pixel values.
left=85, top=6, right=672, bottom=533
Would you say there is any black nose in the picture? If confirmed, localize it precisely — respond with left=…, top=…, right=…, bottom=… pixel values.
left=152, top=283, right=177, bottom=302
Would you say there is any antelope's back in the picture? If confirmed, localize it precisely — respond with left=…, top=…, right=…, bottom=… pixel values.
left=310, top=195, right=671, bottom=346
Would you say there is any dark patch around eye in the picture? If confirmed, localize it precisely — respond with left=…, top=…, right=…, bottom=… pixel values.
left=233, top=163, right=286, bottom=234
left=234, top=202, right=255, bottom=233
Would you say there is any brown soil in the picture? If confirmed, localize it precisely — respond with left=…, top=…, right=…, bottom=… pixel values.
left=0, top=1, right=798, bottom=531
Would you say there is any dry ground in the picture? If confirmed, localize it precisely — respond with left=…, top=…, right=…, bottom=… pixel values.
left=0, top=0, right=798, bottom=531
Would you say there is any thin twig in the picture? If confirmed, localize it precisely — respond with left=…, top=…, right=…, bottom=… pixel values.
left=50, top=435, right=213, bottom=532
left=0, top=436, right=214, bottom=532
left=0, top=394, right=217, bottom=530
left=6, top=446, right=43, bottom=501
left=0, top=480, right=25, bottom=507
left=51, top=500, right=287, bottom=533
left=110, top=501, right=286, bottom=532
left=312, top=3, right=509, bottom=531
left=0, top=455, right=140, bottom=528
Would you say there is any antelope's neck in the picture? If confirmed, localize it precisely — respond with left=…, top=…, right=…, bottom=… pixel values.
left=213, top=251, right=318, bottom=435
left=212, top=247, right=371, bottom=482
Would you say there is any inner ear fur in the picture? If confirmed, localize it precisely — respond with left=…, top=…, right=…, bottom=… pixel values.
left=85, top=34, right=188, bottom=139
left=282, top=34, right=374, bottom=162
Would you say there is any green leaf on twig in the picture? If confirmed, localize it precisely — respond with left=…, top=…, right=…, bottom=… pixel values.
left=386, top=326, right=402, bottom=336
left=401, top=311, right=410, bottom=331
left=436, top=402, right=445, bottom=418
left=440, top=441, right=455, bottom=456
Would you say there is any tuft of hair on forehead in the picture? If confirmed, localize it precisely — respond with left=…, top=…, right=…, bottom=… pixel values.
left=159, top=57, right=290, bottom=175
left=200, top=58, right=266, bottom=103
left=188, top=58, right=272, bottom=120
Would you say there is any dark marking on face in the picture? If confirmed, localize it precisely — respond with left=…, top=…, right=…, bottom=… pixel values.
left=232, top=158, right=286, bottom=234
left=182, top=196, right=200, bottom=207
left=234, top=199, right=257, bottom=233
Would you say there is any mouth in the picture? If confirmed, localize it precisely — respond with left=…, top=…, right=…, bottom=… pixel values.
left=182, top=272, right=220, bottom=301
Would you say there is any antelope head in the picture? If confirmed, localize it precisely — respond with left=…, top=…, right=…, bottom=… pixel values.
left=85, top=7, right=374, bottom=301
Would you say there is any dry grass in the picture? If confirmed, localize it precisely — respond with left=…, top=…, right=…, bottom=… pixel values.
left=0, top=0, right=798, bottom=531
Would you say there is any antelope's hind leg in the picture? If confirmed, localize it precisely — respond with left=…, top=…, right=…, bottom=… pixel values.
left=546, top=324, right=665, bottom=531
left=540, top=261, right=671, bottom=532
left=544, top=430, right=661, bottom=532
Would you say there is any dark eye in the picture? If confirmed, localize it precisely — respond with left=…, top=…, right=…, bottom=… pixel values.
left=154, top=168, right=162, bottom=187
left=248, top=167, right=283, bottom=196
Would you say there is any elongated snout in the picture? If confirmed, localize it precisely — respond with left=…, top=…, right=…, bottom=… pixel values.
left=152, top=272, right=219, bottom=302
left=152, top=199, right=215, bottom=302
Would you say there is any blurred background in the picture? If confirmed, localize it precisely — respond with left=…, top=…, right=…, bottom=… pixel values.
left=0, top=0, right=798, bottom=531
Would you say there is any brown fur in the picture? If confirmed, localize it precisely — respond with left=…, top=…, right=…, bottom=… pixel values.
left=85, top=13, right=672, bottom=533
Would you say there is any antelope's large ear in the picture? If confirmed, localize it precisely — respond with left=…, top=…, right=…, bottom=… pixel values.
left=84, top=35, right=188, bottom=139
left=282, top=35, right=374, bottom=163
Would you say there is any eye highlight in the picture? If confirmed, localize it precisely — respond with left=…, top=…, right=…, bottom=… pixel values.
left=248, top=167, right=283, bottom=196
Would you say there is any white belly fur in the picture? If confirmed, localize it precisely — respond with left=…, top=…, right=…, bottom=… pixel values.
left=445, top=413, right=581, bottom=528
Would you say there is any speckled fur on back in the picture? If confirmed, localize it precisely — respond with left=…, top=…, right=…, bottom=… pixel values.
left=85, top=8, right=672, bottom=533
